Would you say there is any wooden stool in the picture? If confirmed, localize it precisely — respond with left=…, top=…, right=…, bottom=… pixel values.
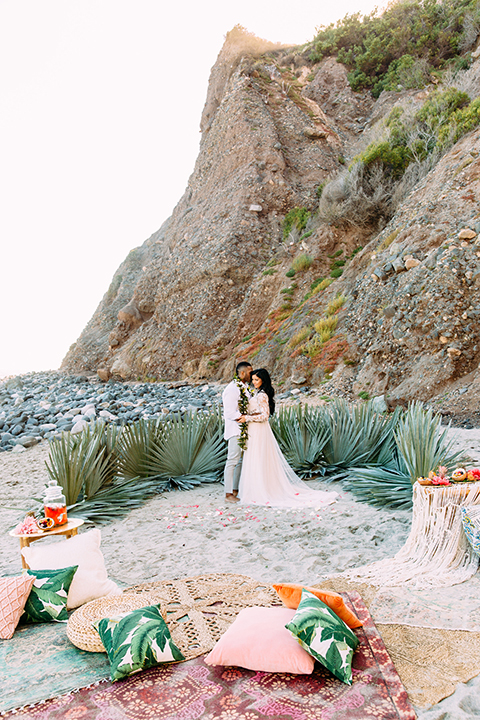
left=9, top=518, right=85, bottom=569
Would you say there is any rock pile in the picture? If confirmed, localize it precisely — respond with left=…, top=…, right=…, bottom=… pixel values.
left=0, top=371, right=319, bottom=453
left=0, top=373, right=223, bottom=453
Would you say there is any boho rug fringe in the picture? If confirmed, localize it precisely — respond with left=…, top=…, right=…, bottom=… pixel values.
left=0, top=679, right=110, bottom=717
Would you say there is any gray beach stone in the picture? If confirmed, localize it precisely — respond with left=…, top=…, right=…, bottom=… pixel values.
left=16, top=436, right=39, bottom=448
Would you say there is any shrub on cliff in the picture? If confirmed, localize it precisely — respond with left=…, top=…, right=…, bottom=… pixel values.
left=354, top=88, right=475, bottom=176
left=283, top=207, right=311, bottom=241
left=318, top=87, right=480, bottom=227
left=310, top=0, right=480, bottom=97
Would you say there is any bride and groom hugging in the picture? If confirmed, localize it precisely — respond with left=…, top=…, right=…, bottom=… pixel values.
left=221, top=362, right=338, bottom=508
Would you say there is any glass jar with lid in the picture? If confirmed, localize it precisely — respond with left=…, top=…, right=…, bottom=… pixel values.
left=43, top=480, right=67, bottom=526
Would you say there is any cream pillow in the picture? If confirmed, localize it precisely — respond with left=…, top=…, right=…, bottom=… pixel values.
left=21, top=528, right=121, bottom=609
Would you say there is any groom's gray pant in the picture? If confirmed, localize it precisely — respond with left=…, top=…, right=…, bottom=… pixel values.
left=224, top=436, right=242, bottom=493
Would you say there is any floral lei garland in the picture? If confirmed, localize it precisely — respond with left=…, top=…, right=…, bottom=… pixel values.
left=234, top=375, right=251, bottom=451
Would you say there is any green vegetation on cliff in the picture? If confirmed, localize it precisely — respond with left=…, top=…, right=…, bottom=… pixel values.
left=310, top=0, right=480, bottom=96
left=353, top=88, right=480, bottom=178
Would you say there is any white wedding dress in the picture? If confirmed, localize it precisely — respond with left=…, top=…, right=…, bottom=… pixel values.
left=238, top=392, right=338, bottom=508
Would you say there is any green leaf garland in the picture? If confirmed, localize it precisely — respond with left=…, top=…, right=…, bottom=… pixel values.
left=234, top=376, right=252, bottom=452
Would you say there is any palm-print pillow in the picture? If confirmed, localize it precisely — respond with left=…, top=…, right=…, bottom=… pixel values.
left=21, top=566, right=78, bottom=623
left=285, top=589, right=359, bottom=684
left=93, top=604, right=185, bottom=681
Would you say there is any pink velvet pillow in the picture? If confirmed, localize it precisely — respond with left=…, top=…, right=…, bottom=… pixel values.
left=205, top=606, right=315, bottom=674
left=0, top=575, right=35, bottom=639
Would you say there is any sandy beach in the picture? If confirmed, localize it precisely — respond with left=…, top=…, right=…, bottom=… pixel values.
left=2, top=425, right=480, bottom=717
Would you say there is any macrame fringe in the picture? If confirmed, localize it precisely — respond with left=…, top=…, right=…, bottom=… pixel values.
left=342, top=482, right=480, bottom=589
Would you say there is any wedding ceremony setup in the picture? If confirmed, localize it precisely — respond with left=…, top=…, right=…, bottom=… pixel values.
left=3, top=375, right=480, bottom=720
left=3, top=0, right=480, bottom=716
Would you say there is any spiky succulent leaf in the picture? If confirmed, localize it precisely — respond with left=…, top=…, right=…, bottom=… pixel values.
left=343, top=462, right=413, bottom=509
left=46, top=430, right=106, bottom=505
left=394, top=401, right=468, bottom=481
left=271, top=405, right=331, bottom=477
left=322, top=399, right=369, bottom=470
left=67, top=476, right=167, bottom=523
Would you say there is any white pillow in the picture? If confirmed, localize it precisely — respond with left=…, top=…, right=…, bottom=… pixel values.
left=22, top=528, right=121, bottom=609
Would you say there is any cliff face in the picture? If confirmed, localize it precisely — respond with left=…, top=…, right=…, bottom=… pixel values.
left=61, top=27, right=480, bottom=416
left=61, top=29, right=349, bottom=379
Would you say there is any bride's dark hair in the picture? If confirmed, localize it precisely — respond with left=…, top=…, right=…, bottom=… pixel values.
left=252, top=368, right=275, bottom=416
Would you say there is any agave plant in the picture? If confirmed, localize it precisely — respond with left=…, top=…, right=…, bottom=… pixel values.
left=116, top=417, right=165, bottom=482
left=44, top=410, right=227, bottom=523
left=322, top=399, right=370, bottom=473
left=351, top=402, right=402, bottom=465
left=343, top=457, right=413, bottom=509
left=322, top=399, right=405, bottom=477
left=42, top=397, right=466, bottom=520
left=45, top=423, right=115, bottom=505
left=343, top=401, right=469, bottom=508
left=394, top=401, right=466, bottom=480
left=83, top=423, right=122, bottom=499
left=67, top=476, right=164, bottom=524
left=271, top=405, right=331, bottom=477
left=117, top=409, right=227, bottom=489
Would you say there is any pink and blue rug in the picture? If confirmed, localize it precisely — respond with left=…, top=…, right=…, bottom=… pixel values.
left=1, top=592, right=415, bottom=719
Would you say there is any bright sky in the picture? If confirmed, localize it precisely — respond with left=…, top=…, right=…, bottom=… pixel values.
left=0, top=0, right=383, bottom=379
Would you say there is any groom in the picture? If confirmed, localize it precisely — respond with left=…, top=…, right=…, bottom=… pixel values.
left=222, top=361, right=253, bottom=504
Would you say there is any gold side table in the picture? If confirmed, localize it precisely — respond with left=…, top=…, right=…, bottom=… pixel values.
left=9, top=518, right=85, bottom=569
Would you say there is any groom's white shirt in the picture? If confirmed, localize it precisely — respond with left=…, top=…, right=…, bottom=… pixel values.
left=222, top=381, right=251, bottom=440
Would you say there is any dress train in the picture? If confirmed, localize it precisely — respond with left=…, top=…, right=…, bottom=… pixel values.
left=238, top=392, right=338, bottom=508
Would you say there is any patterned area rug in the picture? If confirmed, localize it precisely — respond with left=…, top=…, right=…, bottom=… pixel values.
left=1, top=592, right=415, bottom=720
left=0, top=620, right=109, bottom=714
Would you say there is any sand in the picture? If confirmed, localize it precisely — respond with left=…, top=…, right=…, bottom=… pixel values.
left=2, top=425, right=480, bottom=717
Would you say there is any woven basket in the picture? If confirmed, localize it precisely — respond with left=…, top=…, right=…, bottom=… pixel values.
left=67, top=573, right=279, bottom=660
left=67, top=592, right=168, bottom=653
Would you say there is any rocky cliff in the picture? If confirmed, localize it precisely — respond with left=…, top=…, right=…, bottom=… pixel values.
left=61, top=26, right=480, bottom=417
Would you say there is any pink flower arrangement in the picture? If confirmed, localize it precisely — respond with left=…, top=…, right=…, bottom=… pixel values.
left=13, top=515, right=39, bottom=535
left=429, top=475, right=451, bottom=486
left=467, top=468, right=480, bottom=481
left=428, top=466, right=451, bottom=485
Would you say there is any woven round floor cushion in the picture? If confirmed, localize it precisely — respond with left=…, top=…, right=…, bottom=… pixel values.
left=67, top=573, right=279, bottom=659
left=67, top=591, right=168, bottom=653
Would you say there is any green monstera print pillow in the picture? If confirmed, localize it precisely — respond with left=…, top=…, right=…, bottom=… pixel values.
left=93, top=604, right=185, bottom=681
left=285, top=589, right=359, bottom=684
left=21, top=566, right=78, bottom=623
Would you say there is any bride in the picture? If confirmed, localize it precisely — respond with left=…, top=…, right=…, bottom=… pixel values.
left=237, top=368, right=338, bottom=508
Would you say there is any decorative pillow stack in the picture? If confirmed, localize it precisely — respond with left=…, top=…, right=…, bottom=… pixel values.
left=0, top=575, right=35, bottom=639
left=286, top=589, right=359, bottom=684
left=21, top=566, right=78, bottom=623
left=21, top=529, right=121, bottom=609
left=93, top=604, right=185, bottom=681
left=273, top=582, right=362, bottom=629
